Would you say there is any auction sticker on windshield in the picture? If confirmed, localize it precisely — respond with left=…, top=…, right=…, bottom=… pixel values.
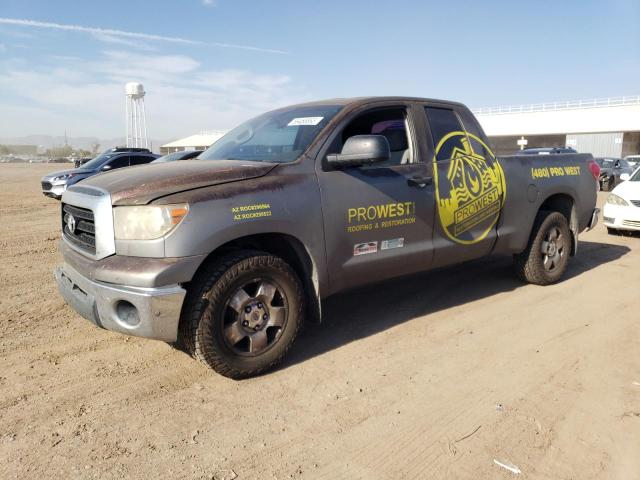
left=288, top=117, right=324, bottom=126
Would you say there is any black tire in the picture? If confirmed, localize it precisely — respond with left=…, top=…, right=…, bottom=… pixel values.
left=179, top=250, right=304, bottom=379
left=513, top=211, right=571, bottom=285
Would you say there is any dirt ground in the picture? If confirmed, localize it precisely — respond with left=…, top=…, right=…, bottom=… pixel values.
left=1, top=163, right=639, bottom=480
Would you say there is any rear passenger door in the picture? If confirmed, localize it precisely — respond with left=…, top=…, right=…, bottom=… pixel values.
left=423, top=105, right=507, bottom=268
left=316, top=103, right=437, bottom=294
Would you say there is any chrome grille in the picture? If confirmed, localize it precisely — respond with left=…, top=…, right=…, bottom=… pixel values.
left=62, top=203, right=96, bottom=254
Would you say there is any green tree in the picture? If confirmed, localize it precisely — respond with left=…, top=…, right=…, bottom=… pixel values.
left=74, top=149, right=92, bottom=158
left=46, top=145, right=73, bottom=158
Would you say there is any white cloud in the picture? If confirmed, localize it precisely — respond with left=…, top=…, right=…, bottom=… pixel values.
left=49, top=55, right=82, bottom=62
left=90, top=32, right=157, bottom=51
left=0, top=28, right=34, bottom=39
left=0, top=50, right=308, bottom=139
left=0, top=17, right=289, bottom=55
left=202, top=0, right=216, bottom=6
left=98, top=50, right=201, bottom=75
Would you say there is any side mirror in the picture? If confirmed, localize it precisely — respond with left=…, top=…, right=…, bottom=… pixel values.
left=101, top=164, right=112, bottom=171
left=327, top=135, right=390, bottom=168
left=620, top=173, right=630, bottom=181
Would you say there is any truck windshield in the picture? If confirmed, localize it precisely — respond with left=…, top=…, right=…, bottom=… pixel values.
left=198, top=105, right=343, bottom=163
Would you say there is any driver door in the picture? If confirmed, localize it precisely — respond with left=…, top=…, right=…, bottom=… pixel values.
left=316, top=103, right=436, bottom=294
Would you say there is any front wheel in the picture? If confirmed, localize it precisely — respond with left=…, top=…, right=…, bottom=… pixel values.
left=179, top=251, right=304, bottom=379
left=513, top=211, right=571, bottom=285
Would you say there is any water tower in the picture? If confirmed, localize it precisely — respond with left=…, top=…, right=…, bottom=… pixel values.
left=125, top=82, right=148, bottom=148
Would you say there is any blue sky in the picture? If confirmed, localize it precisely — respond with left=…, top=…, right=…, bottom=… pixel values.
left=0, top=0, right=638, bottom=141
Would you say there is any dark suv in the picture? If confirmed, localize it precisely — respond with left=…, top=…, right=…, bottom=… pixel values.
left=595, top=157, right=634, bottom=191
left=41, top=147, right=160, bottom=199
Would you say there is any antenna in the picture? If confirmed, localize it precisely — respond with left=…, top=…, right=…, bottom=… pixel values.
left=124, top=82, right=148, bottom=148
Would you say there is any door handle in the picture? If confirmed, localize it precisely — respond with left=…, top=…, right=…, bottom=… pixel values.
left=408, top=175, right=433, bottom=188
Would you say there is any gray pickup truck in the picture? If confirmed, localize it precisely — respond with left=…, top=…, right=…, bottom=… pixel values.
left=55, top=97, right=600, bottom=378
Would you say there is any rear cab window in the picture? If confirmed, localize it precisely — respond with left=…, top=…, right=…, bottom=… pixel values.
left=424, top=107, right=465, bottom=161
left=425, top=106, right=493, bottom=161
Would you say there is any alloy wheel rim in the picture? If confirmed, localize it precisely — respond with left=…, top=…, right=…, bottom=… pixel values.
left=540, top=226, right=565, bottom=272
left=222, top=278, right=287, bottom=356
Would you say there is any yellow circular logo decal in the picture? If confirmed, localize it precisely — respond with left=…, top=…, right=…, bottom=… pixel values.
left=433, top=131, right=506, bottom=244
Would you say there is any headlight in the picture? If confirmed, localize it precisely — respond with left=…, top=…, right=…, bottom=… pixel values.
left=113, top=204, right=189, bottom=240
left=606, top=194, right=629, bottom=206
left=54, top=173, right=77, bottom=181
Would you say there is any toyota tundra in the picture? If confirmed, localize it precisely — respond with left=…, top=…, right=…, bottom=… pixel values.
left=54, top=97, right=600, bottom=378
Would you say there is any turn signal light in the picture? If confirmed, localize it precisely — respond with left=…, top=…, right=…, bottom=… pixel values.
left=588, top=160, right=600, bottom=181
left=170, top=207, right=189, bottom=225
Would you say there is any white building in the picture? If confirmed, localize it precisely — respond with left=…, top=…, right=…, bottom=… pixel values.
left=474, top=96, right=640, bottom=157
left=160, top=130, right=227, bottom=155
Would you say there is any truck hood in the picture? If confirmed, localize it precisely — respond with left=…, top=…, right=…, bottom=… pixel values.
left=74, top=160, right=278, bottom=205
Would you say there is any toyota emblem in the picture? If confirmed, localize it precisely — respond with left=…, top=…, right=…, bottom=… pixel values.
left=67, top=214, right=76, bottom=234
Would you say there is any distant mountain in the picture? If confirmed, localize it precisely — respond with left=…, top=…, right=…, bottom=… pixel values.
left=0, top=135, right=169, bottom=153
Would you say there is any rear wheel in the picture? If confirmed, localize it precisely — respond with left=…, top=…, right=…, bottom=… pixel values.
left=179, top=251, right=304, bottom=379
left=513, top=211, right=571, bottom=285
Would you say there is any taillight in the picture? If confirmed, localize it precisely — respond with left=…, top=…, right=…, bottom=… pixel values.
left=588, top=160, right=600, bottom=181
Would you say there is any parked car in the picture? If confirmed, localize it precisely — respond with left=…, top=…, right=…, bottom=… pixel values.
left=41, top=147, right=160, bottom=199
left=519, top=147, right=578, bottom=155
left=152, top=150, right=204, bottom=163
left=624, top=155, right=640, bottom=168
left=54, top=96, right=599, bottom=378
left=603, top=168, right=640, bottom=233
left=595, top=157, right=634, bottom=191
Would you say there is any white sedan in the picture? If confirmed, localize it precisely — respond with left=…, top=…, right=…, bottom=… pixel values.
left=603, top=168, right=640, bottom=233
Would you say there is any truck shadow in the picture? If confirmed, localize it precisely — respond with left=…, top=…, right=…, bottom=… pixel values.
left=283, top=240, right=631, bottom=369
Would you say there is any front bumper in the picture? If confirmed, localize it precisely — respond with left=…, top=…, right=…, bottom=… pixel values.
left=55, top=262, right=186, bottom=341
left=603, top=203, right=640, bottom=231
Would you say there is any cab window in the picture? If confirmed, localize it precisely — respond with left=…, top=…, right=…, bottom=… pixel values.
left=425, top=107, right=464, bottom=161
left=328, top=107, right=413, bottom=167
left=457, top=108, right=492, bottom=158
